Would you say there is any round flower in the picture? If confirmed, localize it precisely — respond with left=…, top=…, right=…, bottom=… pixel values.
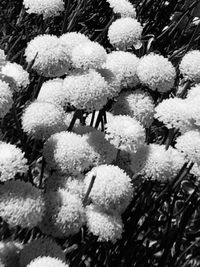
left=140, top=144, right=185, bottom=181
left=103, top=51, right=140, bottom=89
left=0, top=80, right=13, bottom=118
left=62, top=69, right=111, bottom=112
left=84, top=165, right=133, bottom=213
left=27, top=257, right=68, bottom=267
left=0, top=62, right=29, bottom=91
left=71, top=41, right=107, bottom=70
left=105, top=115, right=145, bottom=152
left=175, top=130, right=200, bottom=165
left=23, top=0, right=65, bottom=19
left=0, top=241, right=23, bottom=267
left=39, top=189, right=85, bottom=238
left=108, top=17, right=143, bottom=50
left=25, top=34, right=71, bottom=77
left=179, top=50, right=200, bottom=83
left=19, top=238, right=65, bottom=267
left=21, top=101, right=67, bottom=140
left=137, top=53, right=176, bottom=92
left=111, top=89, right=155, bottom=127
left=0, top=142, right=28, bottom=182
left=0, top=180, right=45, bottom=228
left=86, top=205, right=123, bottom=243
left=106, top=0, right=136, bottom=18
left=186, top=84, right=200, bottom=99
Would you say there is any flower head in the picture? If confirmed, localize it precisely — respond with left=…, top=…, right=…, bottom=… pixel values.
left=0, top=80, right=13, bottom=118
left=84, top=165, right=133, bottom=213
left=106, top=0, right=136, bottom=18
left=23, top=0, right=65, bottom=19
left=25, top=34, right=71, bottom=77
left=86, top=205, right=123, bottom=243
left=186, top=84, right=200, bottom=99
left=0, top=180, right=45, bottom=228
left=137, top=53, right=176, bottom=92
left=108, top=18, right=143, bottom=50
left=0, top=142, right=28, bottom=182
left=27, top=257, right=68, bottom=267
left=112, top=89, right=155, bottom=127
left=0, top=241, right=23, bottom=267
left=105, top=115, right=145, bottom=152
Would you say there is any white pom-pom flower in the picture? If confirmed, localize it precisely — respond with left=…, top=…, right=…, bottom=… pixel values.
left=0, top=142, right=28, bottom=182
left=137, top=53, right=176, bottom=92
left=39, top=189, right=85, bottom=238
left=27, top=256, right=68, bottom=267
left=62, top=69, right=111, bottom=112
left=108, top=17, right=143, bottom=50
left=72, top=41, right=107, bottom=70
left=19, top=238, right=65, bottom=267
left=103, top=51, right=139, bottom=89
left=112, top=89, right=155, bottom=127
left=175, top=130, right=200, bottom=165
left=21, top=101, right=67, bottom=140
left=23, top=0, right=65, bottom=19
left=25, top=34, right=71, bottom=77
left=179, top=50, right=200, bottom=83
left=186, top=84, right=200, bottom=99
left=0, top=62, right=29, bottom=91
left=84, top=165, right=133, bottom=213
left=0, top=180, right=45, bottom=228
left=106, top=0, right=136, bottom=18
left=86, top=205, right=123, bottom=243
left=140, top=144, right=185, bottom=181
left=0, top=80, right=13, bottom=118
left=0, top=241, right=23, bottom=267
left=105, top=115, right=145, bottom=152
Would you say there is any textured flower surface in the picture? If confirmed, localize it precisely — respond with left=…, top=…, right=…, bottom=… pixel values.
left=23, top=0, right=65, bottom=19
left=175, top=130, right=200, bottom=165
left=0, top=62, right=29, bottom=91
left=21, top=101, right=67, bottom=140
left=140, top=144, right=185, bottom=181
left=86, top=205, right=123, bottom=243
left=0, top=241, right=23, bottom=267
left=186, top=84, right=200, bottom=99
left=103, top=51, right=139, bottom=89
left=106, top=0, right=136, bottom=18
left=39, top=189, right=85, bottom=238
left=112, top=89, right=155, bottom=127
left=179, top=50, right=200, bottom=83
left=137, top=53, right=176, bottom=92
left=72, top=41, right=107, bottom=70
left=0, top=142, right=28, bottom=182
left=108, top=17, right=143, bottom=50
left=62, top=69, right=111, bottom=111
left=0, top=80, right=13, bottom=118
left=84, top=165, right=133, bottom=213
left=19, top=238, right=65, bottom=267
left=105, top=115, right=145, bottom=152
left=25, top=34, right=71, bottom=77
left=0, top=180, right=45, bottom=228
left=27, top=256, right=68, bottom=267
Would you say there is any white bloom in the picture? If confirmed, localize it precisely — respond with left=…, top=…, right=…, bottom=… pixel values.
left=23, top=0, right=65, bottom=19
left=86, top=205, right=123, bottom=243
left=84, top=165, right=133, bottom=213
left=27, top=257, right=68, bottom=267
left=179, top=50, right=200, bottom=83
left=105, top=115, right=145, bottom=152
left=0, top=142, right=28, bottom=182
left=39, top=189, right=85, bottom=238
left=25, top=34, right=71, bottom=77
left=0, top=180, right=45, bottom=228
left=19, top=238, right=65, bottom=267
left=0, top=62, right=29, bottom=91
left=72, top=41, right=107, bottom=70
left=103, top=51, right=139, bottom=89
left=186, top=84, right=200, bottom=99
left=108, top=17, right=143, bottom=50
left=0, top=241, right=23, bottom=267
left=137, top=53, right=176, bottom=92
left=106, top=0, right=136, bottom=18
left=21, top=101, right=67, bottom=140
left=0, top=80, right=13, bottom=118
left=112, top=89, right=155, bottom=127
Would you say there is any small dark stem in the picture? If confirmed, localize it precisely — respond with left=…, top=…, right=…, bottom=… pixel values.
left=83, top=175, right=96, bottom=206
